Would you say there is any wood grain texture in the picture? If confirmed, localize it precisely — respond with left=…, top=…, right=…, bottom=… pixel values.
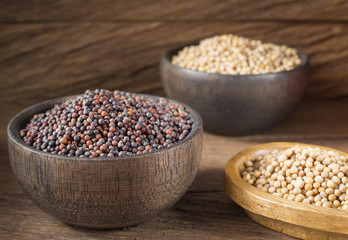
left=7, top=95, right=203, bottom=228
left=1, top=0, right=348, bottom=236
left=1, top=22, right=347, bottom=136
left=225, top=142, right=348, bottom=239
left=0, top=191, right=297, bottom=240
left=2, top=100, right=348, bottom=239
left=0, top=0, right=347, bottom=22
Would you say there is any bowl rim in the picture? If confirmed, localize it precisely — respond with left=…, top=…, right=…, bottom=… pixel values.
left=224, top=142, right=348, bottom=234
left=161, top=38, right=309, bottom=78
left=7, top=92, right=203, bottom=162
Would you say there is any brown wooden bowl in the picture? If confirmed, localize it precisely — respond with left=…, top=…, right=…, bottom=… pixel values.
left=7, top=94, right=203, bottom=229
left=225, top=142, right=348, bottom=240
left=160, top=41, right=309, bottom=136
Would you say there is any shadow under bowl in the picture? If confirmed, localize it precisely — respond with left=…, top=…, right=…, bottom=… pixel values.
left=160, top=42, right=309, bottom=136
left=7, top=94, right=203, bottom=229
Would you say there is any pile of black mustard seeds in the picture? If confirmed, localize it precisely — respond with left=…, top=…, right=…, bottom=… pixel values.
left=20, top=89, right=193, bottom=157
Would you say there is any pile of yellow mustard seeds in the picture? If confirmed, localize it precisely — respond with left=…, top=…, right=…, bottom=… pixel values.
left=241, top=145, right=348, bottom=209
left=171, top=34, right=302, bottom=75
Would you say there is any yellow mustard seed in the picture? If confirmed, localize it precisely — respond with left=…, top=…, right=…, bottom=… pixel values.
left=172, top=34, right=302, bottom=75
left=241, top=145, right=348, bottom=210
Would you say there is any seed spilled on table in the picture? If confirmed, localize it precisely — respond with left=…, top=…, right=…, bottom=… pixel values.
left=241, top=145, right=348, bottom=209
left=20, top=89, right=193, bottom=157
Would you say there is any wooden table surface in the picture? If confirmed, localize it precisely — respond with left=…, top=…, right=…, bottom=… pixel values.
left=1, top=99, right=348, bottom=239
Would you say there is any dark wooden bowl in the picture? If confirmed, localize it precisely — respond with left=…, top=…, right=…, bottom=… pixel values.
left=160, top=41, right=309, bottom=136
left=7, top=94, right=203, bottom=229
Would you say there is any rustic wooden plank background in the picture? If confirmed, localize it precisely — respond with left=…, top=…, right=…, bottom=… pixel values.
left=1, top=0, right=348, bottom=21
left=1, top=1, right=348, bottom=239
left=1, top=1, right=348, bottom=133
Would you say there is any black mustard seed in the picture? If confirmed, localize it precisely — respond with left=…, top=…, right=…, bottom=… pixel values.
left=20, top=89, right=193, bottom=158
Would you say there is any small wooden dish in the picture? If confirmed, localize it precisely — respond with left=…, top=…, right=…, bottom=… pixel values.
left=7, top=94, right=203, bottom=229
left=161, top=41, right=309, bottom=136
left=224, top=142, right=348, bottom=240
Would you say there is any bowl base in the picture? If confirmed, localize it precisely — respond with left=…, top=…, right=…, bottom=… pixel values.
left=64, top=221, right=140, bottom=230
left=245, top=210, right=347, bottom=240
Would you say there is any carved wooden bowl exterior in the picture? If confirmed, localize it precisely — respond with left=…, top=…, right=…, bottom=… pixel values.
left=160, top=42, right=309, bottom=136
left=8, top=95, right=203, bottom=229
left=225, top=142, right=348, bottom=240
